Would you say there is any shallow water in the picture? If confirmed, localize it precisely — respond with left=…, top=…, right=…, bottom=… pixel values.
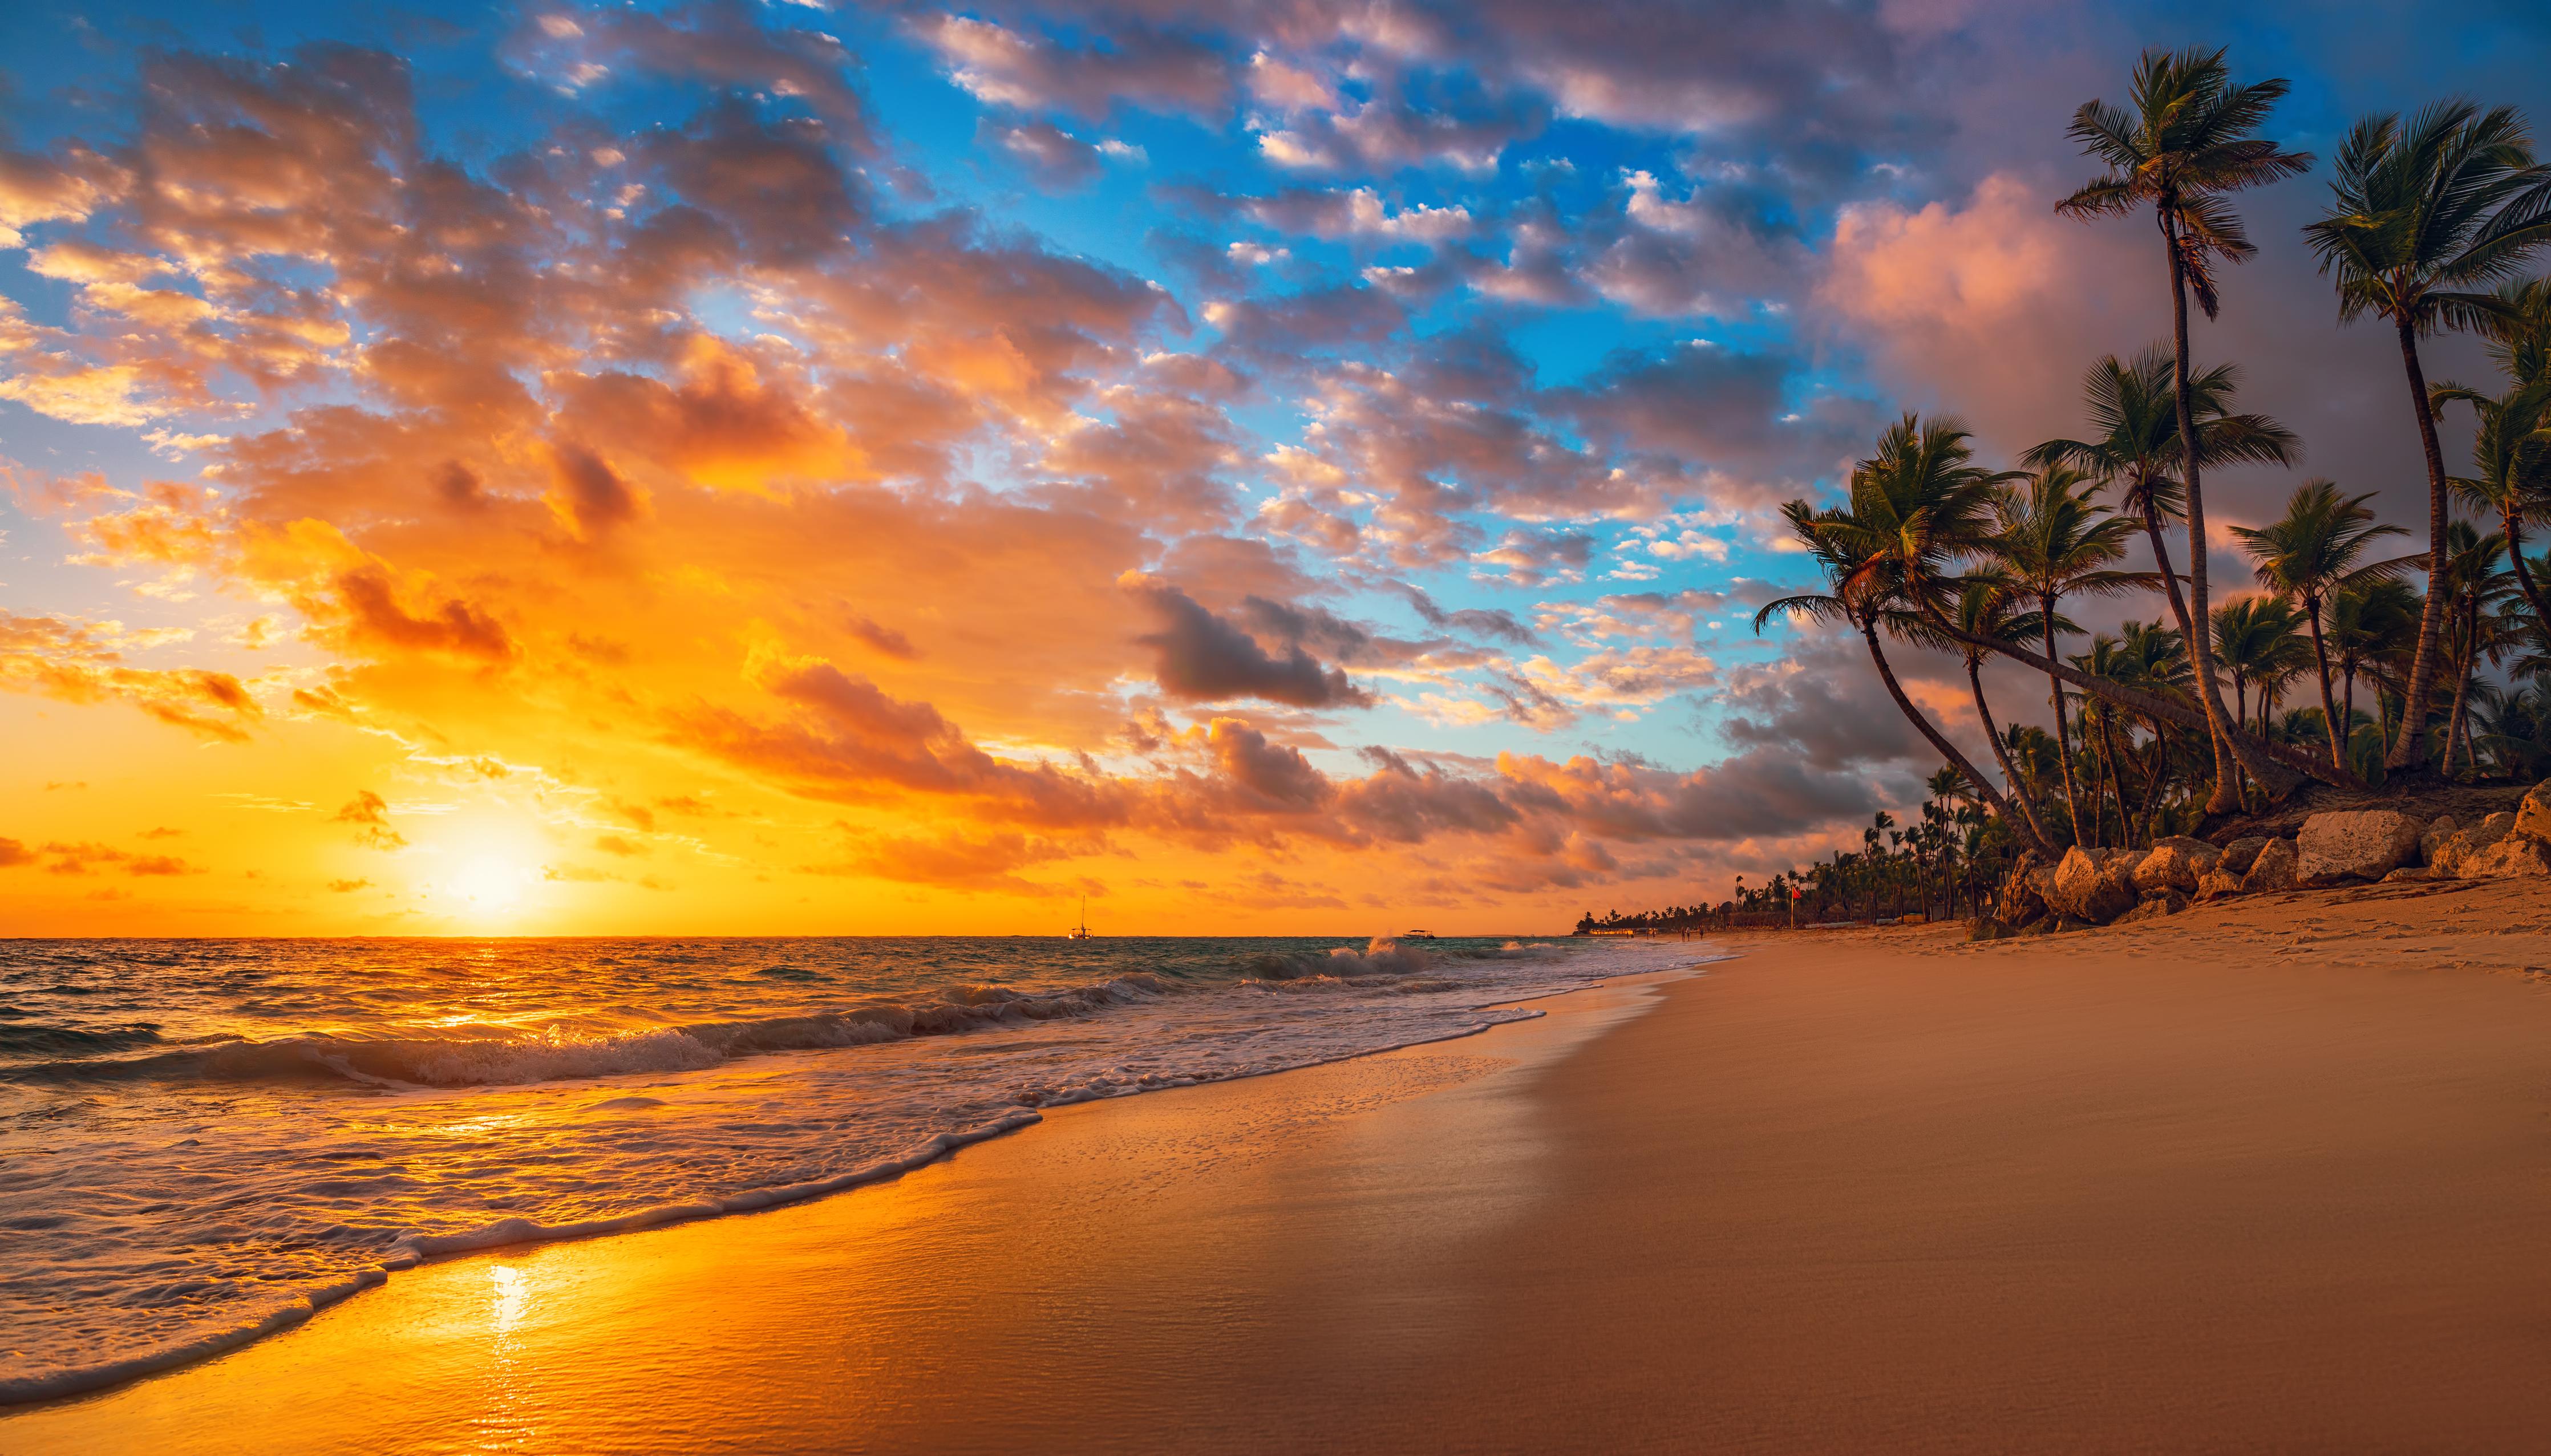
left=0, top=933, right=1718, bottom=1401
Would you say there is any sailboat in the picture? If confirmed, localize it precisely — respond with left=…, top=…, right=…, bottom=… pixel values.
left=1066, top=894, right=1093, bottom=940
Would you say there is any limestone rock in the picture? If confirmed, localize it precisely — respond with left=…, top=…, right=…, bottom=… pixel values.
left=2242, top=837, right=2299, bottom=893
left=2516, top=780, right=2551, bottom=840
left=1969, top=917, right=2019, bottom=942
left=2435, top=813, right=2515, bottom=879
left=2295, top=809, right=2426, bottom=884
left=2420, top=816, right=2458, bottom=866
left=2460, top=832, right=2551, bottom=879
left=2380, top=866, right=2435, bottom=883
left=2193, top=869, right=2245, bottom=901
left=2218, top=837, right=2270, bottom=876
left=2050, top=845, right=2137, bottom=923
left=2133, top=836, right=2221, bottom=894
left=2116, top=888, right=2191, bottom=923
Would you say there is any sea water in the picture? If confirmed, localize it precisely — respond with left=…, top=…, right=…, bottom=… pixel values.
left=0, top=934, right=1718, bottom=1402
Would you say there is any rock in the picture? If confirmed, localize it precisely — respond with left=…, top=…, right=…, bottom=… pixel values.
left=2295, top=809, right=2426, bottom=885
left=2242, top=837, right=2299, bottom=893
left=2459, top=832, right=2551, bottom=879
left=2516, top=780, right=2551, bottom=840
left=2420, top=816, right=2458, bottom=865
left=2218, top=837, right=2269, bottom=876
left=2052, top=916, right=2096, bottom=934
left=2133, top=836, right=2220, bottom=894
left=2380, top=866, right=2435, bottom=883
left=2435, top=813, right=2516, bottom=879
left=2115, top=888, right=2191, bottom=923
left=2193, top=869, right=2245, bottom=901
left=2050, top=845, right=2140, bottom=923
left=1969, top=917, right=2019, bottom=942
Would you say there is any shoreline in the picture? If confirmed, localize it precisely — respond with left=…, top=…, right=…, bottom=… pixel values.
left=12, top=882, right=2550, bottom=1450
left=1, top=947, right=1720, bottom=1413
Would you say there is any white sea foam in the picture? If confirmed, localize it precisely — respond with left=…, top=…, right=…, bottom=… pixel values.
left=0, top=934, right=1720, bottom=1404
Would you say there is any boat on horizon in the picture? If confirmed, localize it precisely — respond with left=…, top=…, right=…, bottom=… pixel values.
left=1066, top=895, right=1094, bottom=940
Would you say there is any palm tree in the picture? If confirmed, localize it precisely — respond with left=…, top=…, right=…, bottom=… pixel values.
left=1945, top=577, right=2062, bottom=849
left=2432, top=519, right=2514, bottom=774
left=2058, top=46, right=2313, bottom=810
left=1987, top=465, right=2147, bottom=845
left=2302, top=100, right=2551, bottom=771
left=1757, top=415, right=2044, bottom=853
left=2026, top=347, right=2298, bottom=678
left=2326, top=577, right=2423, bottom=770
left=2231, top=480, right=2409, bottom=769
left=2431, top=372, right=2551, bottom=647
left=2212, top=594, right=2311, bottom=795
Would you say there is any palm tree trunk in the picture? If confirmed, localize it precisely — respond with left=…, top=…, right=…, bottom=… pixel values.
left=2387, top=319, right=2451, bottom=773
left=2096, top=715, right=2131, bottom=849
left=2306, top=594, right=2346, bottom=771
left=2507, top=513, right=2551, bottom=655
left=2161, top=207, right=2246, bottom=813
left=1923, top=609, right=2361, bottom=790
left=1970, top=659, right=2055, bottom=849
left=2443, top=597, right=2478, bottom=781
left=2343, top=666, right=2358, bottom=768
left=2042, top=601, right=2087, bottom=845
left=1861, top=621, right=2046, bottom=855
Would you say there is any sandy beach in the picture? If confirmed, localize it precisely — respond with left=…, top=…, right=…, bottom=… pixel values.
left=11, top=879, right=2551, bottom=1454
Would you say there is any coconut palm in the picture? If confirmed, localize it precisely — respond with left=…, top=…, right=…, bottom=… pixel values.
left=2432, top=519, right=2514, bottom=774
left=2431, top=373, right=2551, bottom=647
left=1756, top=416, right=2043, bottom=851
left=1986, top=466, right=2147, bottom=845
left=2058, top=47, right=2313, bottom=809
left=2326, top=577, right=2424, bottom=766
left=2230, top=480, right=2410, bottom=769
left=1943, top=577, right=2062, bottom=849
left=2025, top=347, right=2298, bottom=684
left=2211, top=594, right=2311, bottom=796
left=2302, top=100, right=2551, bottom=770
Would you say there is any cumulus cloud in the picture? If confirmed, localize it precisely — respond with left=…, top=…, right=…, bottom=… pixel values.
left=1124, top=578, right=1372, bottom=708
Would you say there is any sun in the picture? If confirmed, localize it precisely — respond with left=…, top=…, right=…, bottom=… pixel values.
left=443, top=853, right=535, bottom=919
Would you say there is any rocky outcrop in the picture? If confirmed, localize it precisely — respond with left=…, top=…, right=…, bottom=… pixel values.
left=2242, top=837, right=2299, bottom=892
left=2193, top=867, right=2245, bottom=901
left=2115, top=888, right=2190, bottom=923
left=2516, top=780, right=2551, bottom=841
left=2049, top=846, right=2139, bottom=923
left=2430, top=812, right=2515, bottom=879
left=2218, top=837, right=2269, bottom=877
left=2133, top=836, right=2220, bottom=894
left=2420, top=816, right=2458, bottom=865
left=2457, top=832, right=2551, bottom=879
left=2295, top=810, right=2426, bottom=885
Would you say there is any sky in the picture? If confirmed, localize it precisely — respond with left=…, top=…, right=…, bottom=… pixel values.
left=3, top=0, right=2549, bottom=936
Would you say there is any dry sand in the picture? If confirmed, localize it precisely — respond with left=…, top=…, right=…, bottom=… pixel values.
left=10, top=879, right=2551, bottom=1454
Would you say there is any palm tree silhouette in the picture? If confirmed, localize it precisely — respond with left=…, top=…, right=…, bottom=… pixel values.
left=2231, top=480, right=2410, bottom=769
left=1756, top=415, right=2045, bottom=853
left=1987, top=465, right=2147, bottom=846
left=2303, top=99, right=2551, bottom=770
left=2058, top=46, right=2314, bottom=809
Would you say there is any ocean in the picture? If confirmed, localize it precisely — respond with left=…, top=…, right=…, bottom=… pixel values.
left=0, top=932, right=1719, bottom=1403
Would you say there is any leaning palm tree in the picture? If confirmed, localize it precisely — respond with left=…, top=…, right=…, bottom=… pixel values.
left=2302, top=100, right=2551, bottom=771
left=1756, top=415, right=2044, bottom=853
left=1944, top=577, right=2062, bottom=849
left=2231, top=480, right=2410, bottom=769
left=2431, top=372, right=2551, bottom=647
left=2058, top=46, right=2313, bottom=809
left=2026, top=347, right=2298, bottom=679
left=2432, top=518, right=2514, bottom=775
left=1986, top=465, right=2147, bottom=845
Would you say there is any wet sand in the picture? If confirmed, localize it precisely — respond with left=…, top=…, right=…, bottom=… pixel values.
left=11, top=880, right=2551, bottom=1453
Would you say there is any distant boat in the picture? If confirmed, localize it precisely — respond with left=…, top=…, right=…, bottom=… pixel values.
left=1066, top=895, right=1094, bottom=940
left=1402, top=929, right=1437, bottom=940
